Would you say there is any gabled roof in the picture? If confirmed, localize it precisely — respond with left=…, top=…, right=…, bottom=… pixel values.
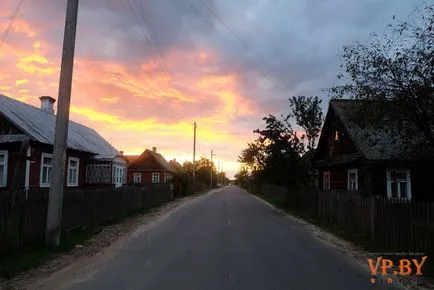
left=169, top=159, right=186, bottom=174
left=0, top=94, right=121, bottom=160
left=125, top=155, right=140, bottom=163
left=324, top=99, right=431, bottom=161
left=128, top=149, right=177, bottom=173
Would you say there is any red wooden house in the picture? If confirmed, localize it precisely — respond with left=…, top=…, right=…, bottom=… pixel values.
left=313, top=99, right=434, bottom=201
left=0, top=94, right=127, bottom=190
left=126, top=147, right=177, bottom=185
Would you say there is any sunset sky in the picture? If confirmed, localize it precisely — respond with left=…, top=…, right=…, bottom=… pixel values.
left=0, top=0, right=421, bottom=178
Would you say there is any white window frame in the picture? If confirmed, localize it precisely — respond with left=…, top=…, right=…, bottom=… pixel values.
left=323, top=171, right=330, bottom=190
left=152, top=172, right=160, bottom=183
left=347, top=169, right=358, bottom=190
left=113, top=165, right=125, bottom=188
left=40, top=153, right=53, bottom=187
left=0, top=150, right=8, bottom=187
left=386, top=169, right=412, bottom=200
left=133, top=172, right=142, bottom=183
left=67, top=157, right=80, bottom=187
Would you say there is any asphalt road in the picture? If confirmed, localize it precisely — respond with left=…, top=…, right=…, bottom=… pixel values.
left=68, top=185, right=400, bottom=290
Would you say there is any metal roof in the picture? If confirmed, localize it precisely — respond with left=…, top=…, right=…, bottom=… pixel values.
left=0, top=134, right=30, bottom=143
left=331, top=99, right=430, bottom=161
left=0, top=94, right=121, bottom=159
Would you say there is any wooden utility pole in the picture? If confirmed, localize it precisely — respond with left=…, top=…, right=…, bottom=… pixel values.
left=210, top=149, right=215, bottom=189
left=192, top=122, right=196, bottom=191
left=45, top=0, right=79, bottom=247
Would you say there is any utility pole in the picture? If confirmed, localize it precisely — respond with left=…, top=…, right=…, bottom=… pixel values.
left=45, top=0, right=79, bottom=247
left=217, top=161, right=220, bottom=186
left=192, top=122, right=196, bottom=191
left=210, top=149, right=216, bottom=189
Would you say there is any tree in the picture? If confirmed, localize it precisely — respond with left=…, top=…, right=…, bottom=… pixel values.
left=183, top=157, right=218, bottom=188
left=234, top=166, right=250, bottom=186
left=287, top=96, right=323, bottom=152
left=330, top=3, right=434, bottom=148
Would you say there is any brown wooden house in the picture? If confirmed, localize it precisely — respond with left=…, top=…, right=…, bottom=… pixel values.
left=0, top=94, right=127, bottom=190
left=313, top=99, right=434, bottom=201
left=126, top=147, right=177, bottom=185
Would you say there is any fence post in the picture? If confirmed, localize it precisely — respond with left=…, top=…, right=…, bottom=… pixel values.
left=369, top=196, right=376, bottom=239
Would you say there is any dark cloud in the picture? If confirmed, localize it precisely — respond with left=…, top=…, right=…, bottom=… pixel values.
left=16, top=0, right=424, bottom=118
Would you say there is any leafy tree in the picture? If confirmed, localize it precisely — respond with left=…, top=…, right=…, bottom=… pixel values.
left=287, top=96, right=323, bottom=151
left=234, top=166, right=250, bottom=186
left=183, top=157, right=218, bottom=188
left=330, top=3, right=434, bottom=149
left=238, top=95, right=323, bottom=187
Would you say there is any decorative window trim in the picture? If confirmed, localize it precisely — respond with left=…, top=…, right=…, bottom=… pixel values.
left=152, top=172, right=160, bottom=183
left=67, top=157, right=80, bottom=187
left=323, top=171, right=330, bottom=190
left=0, top=150, right=8, bottom=188
left=386, top=169, right=411, bottom=200
left=347, top=169, right=358, bottom=190
left=133, top=172, right=142, bottom=183
left=40, top=153, right=53, bottom=187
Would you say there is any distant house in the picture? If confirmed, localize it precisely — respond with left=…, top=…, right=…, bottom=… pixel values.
left=313, top=99, right=434, bottom=201
left=0, top=94, right=127, bottom=189
left=169, top=159, right=186, bottom=176
left=126, top=147, right=177, bottom=185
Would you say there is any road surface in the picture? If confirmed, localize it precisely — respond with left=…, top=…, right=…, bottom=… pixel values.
left=68, top=185, right=399, bottom=290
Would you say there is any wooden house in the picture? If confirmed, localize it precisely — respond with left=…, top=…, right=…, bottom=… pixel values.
left=0, top=94, right=127, bottom=189
left=313, top=99, right=434, bottom=201
left=126, top=147, right=177, bottom=185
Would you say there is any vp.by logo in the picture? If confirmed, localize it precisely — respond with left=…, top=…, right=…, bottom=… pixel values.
left=368, top=256, right=427, bottom=283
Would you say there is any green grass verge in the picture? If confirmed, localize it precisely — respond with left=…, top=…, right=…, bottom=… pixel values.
left=0, top=204, right=163, bottom=279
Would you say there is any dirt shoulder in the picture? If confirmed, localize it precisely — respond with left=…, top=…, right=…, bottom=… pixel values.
left=0, top=191, right=211, bottom=290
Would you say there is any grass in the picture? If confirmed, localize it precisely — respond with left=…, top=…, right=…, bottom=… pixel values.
left=0, top=227, right=99, bottom=279
left=0, top=203, right=164, bottom=280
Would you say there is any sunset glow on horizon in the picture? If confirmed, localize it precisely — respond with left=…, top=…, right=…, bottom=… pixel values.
left=0, top=0, right=420, bottom=178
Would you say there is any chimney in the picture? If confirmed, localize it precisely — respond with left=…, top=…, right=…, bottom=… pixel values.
left=152, top=147, right=157, bottom=153
left=39, top=96, right=56, bottom=114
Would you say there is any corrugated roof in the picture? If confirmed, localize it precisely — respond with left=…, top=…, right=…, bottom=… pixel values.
left=0, top=94, right=120, bottom=159
left=331, top=99, right=430, bottom=161
left=0, top=134, right=29, bottom=143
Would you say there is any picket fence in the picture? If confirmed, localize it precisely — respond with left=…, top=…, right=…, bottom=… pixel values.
left=0, top=184, right=174, bottom=253
left=250, top=183, right=434, bottom=254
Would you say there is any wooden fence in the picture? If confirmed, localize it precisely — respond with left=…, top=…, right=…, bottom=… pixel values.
left=0, top=184, right=174, bottom=253
left=250, top=183, right=434, bottom=254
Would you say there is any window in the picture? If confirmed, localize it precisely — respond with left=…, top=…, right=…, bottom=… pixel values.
left=165, top=173, right=172, bottom=182
left=152, top=172, right=160, bottom=183
left=133, top=172, right=142, bottom=183
left=323, top=171, right=330, bottom=190
left=113, top=166, right=125, bottom=187
left=347, top=169, right=358, bottom=190
left=0, top=151, right=8, bottom=187
left=334, top=130, right=340, bottom=141
left=67, top=157, right=79, bottom=187
left=40, top=153, right=53, bottom=187
left=386, top=169, right=411, bottom=200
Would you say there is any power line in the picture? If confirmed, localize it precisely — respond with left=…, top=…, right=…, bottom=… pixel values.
left=191, top=0, right=289, bottom=90
left=0, top=0, right=26, bottom=52
left=182, top=0, right=289, bottom=97
left=123, top=0, right=173, bottom=78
